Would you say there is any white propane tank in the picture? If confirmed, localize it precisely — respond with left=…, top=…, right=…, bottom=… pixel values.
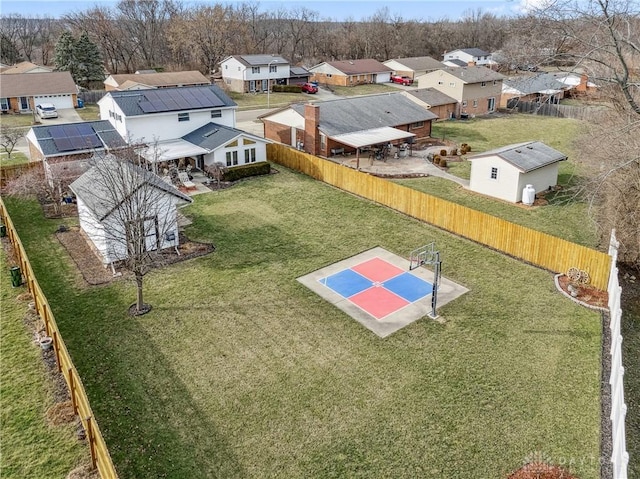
left=522, top=184, right=536, bottom=205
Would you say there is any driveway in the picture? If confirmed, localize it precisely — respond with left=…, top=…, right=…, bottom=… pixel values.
left=35, top=108, right=83, bottom=125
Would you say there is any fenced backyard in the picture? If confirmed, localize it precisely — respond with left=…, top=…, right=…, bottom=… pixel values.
left=2, top=165, right=606, bottom=478
left=509, top=101, right=606, bottom=121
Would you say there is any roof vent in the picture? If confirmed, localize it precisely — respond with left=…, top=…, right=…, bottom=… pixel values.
left=526, top=145, right=534, bottom=149
left=515, top=149, right=522, bottom=153
left=204, top=128, right=219, bottom=137
left=349, top=61, right=354, bottom=64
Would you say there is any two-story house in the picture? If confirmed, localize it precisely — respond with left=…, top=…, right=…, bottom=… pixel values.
left=219, top=55, right=290, bottom=93
left=416, top=66, right=504, bottom=118
left=443, top=48, right=496, bottom=68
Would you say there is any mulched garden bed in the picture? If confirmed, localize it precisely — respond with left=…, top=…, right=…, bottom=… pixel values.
left=507, top=462, right=579, bottom=479
left=556, top=274, right=608, bottom=309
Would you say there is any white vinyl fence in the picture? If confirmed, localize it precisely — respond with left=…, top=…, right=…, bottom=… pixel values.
left=608, top=229, right=629, bottom=478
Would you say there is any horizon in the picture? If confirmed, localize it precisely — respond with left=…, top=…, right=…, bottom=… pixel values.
left=0, top=0, right=542, bottom=22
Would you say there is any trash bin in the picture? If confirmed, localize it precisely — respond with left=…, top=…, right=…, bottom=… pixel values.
left=0, top=224, right=6, bottom=237
left=10, top=266, right=22, bottom=287
left=77, top=98, right=84, bottom=108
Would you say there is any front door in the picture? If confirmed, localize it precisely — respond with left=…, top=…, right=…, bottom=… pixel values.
left=249, top=80, right=256, bottom=92
left=488, top=97, right=496, bottom=112
left=262, top=79, right=268, bottom=92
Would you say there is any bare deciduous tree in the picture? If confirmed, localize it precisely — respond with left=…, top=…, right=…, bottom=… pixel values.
left=70, top=154, right=192, bottom=314
left=0, top=127, right=24, bottom=159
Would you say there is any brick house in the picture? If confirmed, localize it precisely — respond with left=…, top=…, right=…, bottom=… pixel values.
left=261, top=93, right=437, bottom=157
left=308, top=59, right=393, bottom=87
left=0, top=71, right=78, bottom=113
left=401, top=88, right=459, bottom=121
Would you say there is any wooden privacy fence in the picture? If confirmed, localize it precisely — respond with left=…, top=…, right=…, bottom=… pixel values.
left=511, top=101, right=606, bottom=121
left=1, top=162, right=40, bottom=188
left=0, top=197, right=118, bottom=479
left=267, top=143, right=610, bottom=290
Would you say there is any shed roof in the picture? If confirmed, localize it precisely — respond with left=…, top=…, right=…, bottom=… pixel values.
left=70, top=155, right=192, bottom=221
left=0, top=71, right=77, bottom=97
left=289, top=93, right=436, bottom=137
left=468, top=141, right=567, bottom=172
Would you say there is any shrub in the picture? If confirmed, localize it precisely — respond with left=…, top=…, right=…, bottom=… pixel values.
left=450, top=148, right=458, bottom=156
left=272, top=85, right=302, bottom=93
left=440, top=149, right=447, bottom=157
left=439, top=158, right=448, bottom=167
left=222, top=162, right=271, bottom=182
left=433, top=154, right=441, bottom=164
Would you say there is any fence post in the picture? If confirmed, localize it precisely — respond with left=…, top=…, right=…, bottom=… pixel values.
left=69, top=368, right=77, bottom=414
left=53, top=331, right=61, bottom=373
left=86, top=416, right=97, bottom=469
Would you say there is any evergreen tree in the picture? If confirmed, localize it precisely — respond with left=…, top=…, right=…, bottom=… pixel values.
left=54, top=31, right=77, bottom=75
left=75, top=32, right=104, bottom=87
left=0, top=33, right=21, bottom=65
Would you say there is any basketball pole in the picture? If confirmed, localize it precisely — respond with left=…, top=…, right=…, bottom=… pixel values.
left=428, top=252, right=441, bottom=319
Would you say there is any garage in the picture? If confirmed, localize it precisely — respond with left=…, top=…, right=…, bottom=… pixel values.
left=34, top=94, right=75, bottom=110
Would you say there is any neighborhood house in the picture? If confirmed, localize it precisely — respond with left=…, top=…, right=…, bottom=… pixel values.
left=308, top=59, right=393, bottom=87
left=103, top=71, right=211, bottom=91
left=219, top=54, right=290, bottom=93
left=0, top=71, right=79, bottom=113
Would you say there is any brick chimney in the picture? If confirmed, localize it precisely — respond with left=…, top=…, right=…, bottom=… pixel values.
left=467, top=61, right=476, bottom=67
left=577, top=73, right=588, bottom=93
left=304, top=103, right=321, bottom=155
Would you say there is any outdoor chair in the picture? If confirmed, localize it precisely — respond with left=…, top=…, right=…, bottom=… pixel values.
left=178, top=172, right=197, bottom=190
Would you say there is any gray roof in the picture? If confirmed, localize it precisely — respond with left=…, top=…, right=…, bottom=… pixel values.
left=468, top=141, right=567, bottom=172
left=182, top=122, right=264, bottom=151
left=389, top=56, right=445, bottom=71
left=290, top=66, right=310, bottom=77
left=445, top=59, right=468, bottom=67
left=70, top=155, right=192, bottom=221
left=290, top=93, right=437, bottom=137
left=439, top=66, right=504, bottom=83
left=106, top=85, right=236, bottom=117
left=458, top=48, right=490, bottom=57
left=406, top=88, right=457, bottom=106
left=30, top=120, right=126, bottom=157
left=235, top=54, right=289, bottom=66
left=503, top=73, right=565, bottom=95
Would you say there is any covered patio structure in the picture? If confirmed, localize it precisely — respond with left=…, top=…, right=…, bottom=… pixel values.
left=329, top=126, right=416, bottom=170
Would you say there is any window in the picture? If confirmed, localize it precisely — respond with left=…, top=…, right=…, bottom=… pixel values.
left=252, top=66, right=260, bottom=74
left=0, top=98, right=8, bottom=110
left=481, top=81, right=486, bottom=87
left=226, top=151, right=238, bottom=166
left=244, top=148, right=257, bottom=163
left=490, top=167, right=498, bottom=180
left=227, top=139, right=238, bottom=147
left=493, top=80, right=498, bottom=86
left=462, top=100, right=468, bottom=107
left=178, top=112, right=190, bottom=122
left=225, top=65, right=228, bottom=69
left=243, top=138, right=256, bottom=145
left=211, top=110, right=222, bottom=118
left=473, top=100, right=478, bottom=108
left=269, top=65, right=277, bottom=73
left=438, top=81, right=444, bottom=85
left=320, top=133, right=326, bottom=150
left=326, top=74, right=332, bottom=78
left=449, top=82, right=455, bottom=87
left=410, top=121, right=424, bottom=129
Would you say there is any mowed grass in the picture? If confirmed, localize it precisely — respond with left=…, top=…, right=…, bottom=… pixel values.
left=4, top=166, right=602, bottom=479
left=397, top=114, right=598, bottom=247
left=0, top=249, right=89, bottom=478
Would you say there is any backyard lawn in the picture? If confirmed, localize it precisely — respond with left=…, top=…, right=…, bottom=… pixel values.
left=0, top=248, right=89, bottom=478
left=4, top=166, right=603, bottom=479
left=398, top=114, right=599, bottom=248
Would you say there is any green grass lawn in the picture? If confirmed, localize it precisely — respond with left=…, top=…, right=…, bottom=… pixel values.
left=330, top=84, right=398, bottom=96
left=0, top=247, right=89, bottom=478
left=1, top=151, right=30, bottom=166
left=400, top=114, right=598, bottom=248
left=622, top=280, right=640, bottom=477
left=229, top=91, right=312, bottom=110
left=75, top=104, right=100, bottom=122
left=4, top=167, right=603, bottom=479
left=0, top=113, right=38, bottom=128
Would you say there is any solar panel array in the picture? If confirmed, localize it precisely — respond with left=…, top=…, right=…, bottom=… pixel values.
left=49, top=124, right=103, bottom=152
left=138, top=88, right=226, bottom=113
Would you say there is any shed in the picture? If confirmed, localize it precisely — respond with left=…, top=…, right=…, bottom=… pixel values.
left=468, top=141, right=567, bottom=203
left=69, top=157, right=193, bottom=265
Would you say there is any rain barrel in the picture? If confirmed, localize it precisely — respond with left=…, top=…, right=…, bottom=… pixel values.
left=522, top=184, right=536, bottom=205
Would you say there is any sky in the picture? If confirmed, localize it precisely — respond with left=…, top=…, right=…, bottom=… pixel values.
left=0, top=0, right=548, bottom=21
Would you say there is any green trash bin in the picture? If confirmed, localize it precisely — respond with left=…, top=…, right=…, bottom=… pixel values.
left=10, top=266, right=22, bottom=287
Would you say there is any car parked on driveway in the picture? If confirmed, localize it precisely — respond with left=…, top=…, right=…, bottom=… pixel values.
left=301, top=82, right=318, bottom=94
left=390, top=75, right=413, bottom=86
left=35, top=103, right=58, bottom=119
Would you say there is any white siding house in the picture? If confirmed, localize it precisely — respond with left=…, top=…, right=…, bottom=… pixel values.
left=468, top=141, right=567, bottom=203
left=220, top=54, right=290, bottom=93
left=69, top=157, right=193, bottom=265
left=443, top=48, right=496, bottom=67
left=97, top=85, right=237, bottom=143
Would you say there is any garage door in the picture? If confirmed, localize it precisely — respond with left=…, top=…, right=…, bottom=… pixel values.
left=34, top=94, right=74, bottom=110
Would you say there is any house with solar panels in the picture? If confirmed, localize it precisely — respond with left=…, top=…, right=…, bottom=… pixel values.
left=219, top=55, right=290, bottom=93
left=26, top=120, right=128, bottom=185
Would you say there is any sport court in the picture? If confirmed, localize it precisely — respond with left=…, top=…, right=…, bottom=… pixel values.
left=298, top=246, right=469, bottom=338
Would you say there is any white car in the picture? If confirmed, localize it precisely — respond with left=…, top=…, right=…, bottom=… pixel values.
left=36, top=103, right=58, bottom=119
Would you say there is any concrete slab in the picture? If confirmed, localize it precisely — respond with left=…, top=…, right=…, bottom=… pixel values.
left=297, top=246, right=469, bottom=338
